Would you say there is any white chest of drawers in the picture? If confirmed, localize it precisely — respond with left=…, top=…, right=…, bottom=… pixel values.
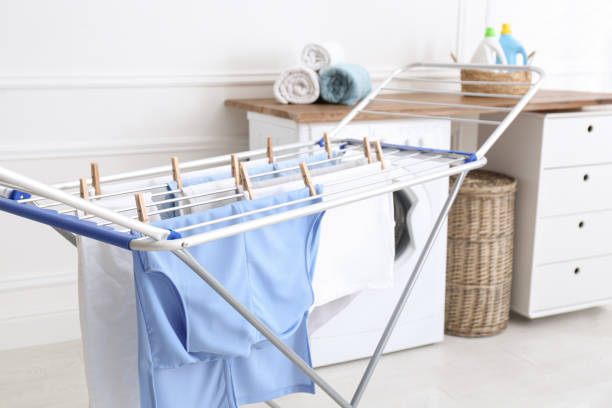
left=479, top=111, right=612, bottom=318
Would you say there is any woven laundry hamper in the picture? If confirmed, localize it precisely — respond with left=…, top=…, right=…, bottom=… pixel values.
left=445, top=170, right=517, bottom=337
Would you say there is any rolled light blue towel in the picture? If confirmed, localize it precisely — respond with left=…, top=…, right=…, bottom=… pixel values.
left=319, top=64, right=372, bottom=105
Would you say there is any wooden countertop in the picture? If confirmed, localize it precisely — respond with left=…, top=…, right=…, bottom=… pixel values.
left=225, top=90, right=612, bottom=123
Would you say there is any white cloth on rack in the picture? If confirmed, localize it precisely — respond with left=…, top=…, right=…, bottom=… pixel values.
left=180, top=178, right=246, bottom=215
left=76, top=193, right=159, bottom=408
left=254, top=160, right=396, bottom=333
left=273, top=66, right=320, bottom=105
left=301, top=42, right=345, bottom=72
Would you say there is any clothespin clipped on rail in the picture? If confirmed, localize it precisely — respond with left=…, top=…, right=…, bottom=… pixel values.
left=299, top=162, right=317, bottom=197
left=374, top=140, right=387, bottom=170
left=79, top=178, right=90, bottom=201
left=239, top=162, right=254, bottom=200
left=79, top=178, right=90, bottom=215
left=90, top=162, right=101, bottom=197
left=135, top=193, right=149, bottom=224
left=267, top=137, right=275, bottom=164
left=171, top=156, right=183, bottom=190
left=362, top=137, right=374, bottom=164
left=323, top=132, right=333, bottom=159
left=231, top=154, right=242, bottom=188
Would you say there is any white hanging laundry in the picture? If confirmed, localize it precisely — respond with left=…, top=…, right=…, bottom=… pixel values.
left=76, top=193, right=160, bottom=408
left=253, top=160, right=396, bottom=333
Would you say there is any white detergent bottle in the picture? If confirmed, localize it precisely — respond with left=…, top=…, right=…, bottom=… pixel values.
left=470, top=27, right=507, bottom=64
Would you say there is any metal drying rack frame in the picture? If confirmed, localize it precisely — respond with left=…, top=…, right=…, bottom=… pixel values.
left=0, top=62, right=544, bottom=407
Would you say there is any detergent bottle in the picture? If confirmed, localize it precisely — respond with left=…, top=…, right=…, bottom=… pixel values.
left=497, top=23, right=528, bottom=65
left=470, top=27, right=507, bottom=65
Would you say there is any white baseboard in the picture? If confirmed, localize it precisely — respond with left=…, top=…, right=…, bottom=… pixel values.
left=0, top=309, right=80, bottom=351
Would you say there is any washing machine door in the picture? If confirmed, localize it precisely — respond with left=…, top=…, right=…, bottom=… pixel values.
left=393, top=183, right=433, bottom=270
left=393, top=189, right=412, bottom=261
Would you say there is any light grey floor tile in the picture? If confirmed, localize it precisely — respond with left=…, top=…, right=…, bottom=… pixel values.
left=1, top=305, right=611, bottom=407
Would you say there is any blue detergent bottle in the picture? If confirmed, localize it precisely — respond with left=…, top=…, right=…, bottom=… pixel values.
left=496, top=23, right=528, bottom=65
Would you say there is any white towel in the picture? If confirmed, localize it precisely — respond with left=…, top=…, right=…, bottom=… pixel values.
left=273, top=66, right=320, bottom=105
left=301, top=42, right=345, bottom=73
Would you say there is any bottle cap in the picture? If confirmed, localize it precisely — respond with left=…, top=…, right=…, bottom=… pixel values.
left=501, top=23, right=512, bottom=34
left=485, top=27, right=496, bottom=37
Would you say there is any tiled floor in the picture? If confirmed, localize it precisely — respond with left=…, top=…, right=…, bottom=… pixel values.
left=1, top=306, right=612, bottom=407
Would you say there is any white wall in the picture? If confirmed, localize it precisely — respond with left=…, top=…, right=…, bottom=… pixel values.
left=1, top=0, right=612, bottom=350
left=0, top=0, right=458, bottom=350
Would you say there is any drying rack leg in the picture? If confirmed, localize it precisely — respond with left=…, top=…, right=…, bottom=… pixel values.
left=349, top=170, right=468, bottom=407
left=52, top=226, right=77, bottom=246
left=171, top=248, right=352, bottom=408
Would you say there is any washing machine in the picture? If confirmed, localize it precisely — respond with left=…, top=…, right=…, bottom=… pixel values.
left=247, top=114, right=450, bottom=367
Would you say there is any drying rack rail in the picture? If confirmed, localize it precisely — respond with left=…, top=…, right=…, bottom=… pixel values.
left=0, top=62, right=544, bottom=408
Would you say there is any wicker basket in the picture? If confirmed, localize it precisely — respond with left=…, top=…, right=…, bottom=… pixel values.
left=445, top=170, right=517, bottom=337
left=461, top=69, right=532, bottom=95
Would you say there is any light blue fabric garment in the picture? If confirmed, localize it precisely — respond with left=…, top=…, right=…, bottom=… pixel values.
left=231, top=314, right=313, bottom=405
left=319, top=64, right=372, bottom=105
left=137, top=295, right=237, bottom=408
left=133, top=186, right=324, bottom=407
left=160, top=163, right=276, bottom=219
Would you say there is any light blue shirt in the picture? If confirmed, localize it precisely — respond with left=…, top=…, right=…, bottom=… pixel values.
left=133, top=186, right=324, bottom=407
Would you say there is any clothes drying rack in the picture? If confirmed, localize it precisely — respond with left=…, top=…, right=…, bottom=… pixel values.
left=0, top=62, right=543, bottom=407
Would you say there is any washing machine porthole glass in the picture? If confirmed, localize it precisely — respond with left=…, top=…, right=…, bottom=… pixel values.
left=393, top=190, right=413, bottom=261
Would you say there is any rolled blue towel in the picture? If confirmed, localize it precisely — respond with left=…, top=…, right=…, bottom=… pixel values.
left=319, top=64, right=372, bottom=105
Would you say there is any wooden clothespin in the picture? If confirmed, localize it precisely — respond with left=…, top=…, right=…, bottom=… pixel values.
left=374, top=140, right=387, bottom=170
left=267, top=137, right=275, bottom=164
left=79, top=178, right=90, bottom=215
left=363, top=137, right=374, bottom=164
left=135, top=193, right=149, bottom=224
left=323, top=132, right=333, bottom=159
left=239, top=162, right=254, bottom=200
left=80, top=178, right=90, bottom=200
left=90, top=162, right=101, bottom=197
left=231, top=154, right=242, bottom=187
left=171, top=156, right=183, bottom=190
left=299, top=162, right=317, bottom=197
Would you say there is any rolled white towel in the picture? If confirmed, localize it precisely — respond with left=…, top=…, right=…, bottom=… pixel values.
left=301, top=42, right=345, bottom=72
left=273, top=66, right=320, bottom=105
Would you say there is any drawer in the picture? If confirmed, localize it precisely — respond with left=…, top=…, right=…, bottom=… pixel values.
left=540, top=163, right=612, bottom=216
left=531, top=255, right=612, bottom=313
left=535, top=210, right=612, bottom=264
left=542, top=114, right=612, bottom=168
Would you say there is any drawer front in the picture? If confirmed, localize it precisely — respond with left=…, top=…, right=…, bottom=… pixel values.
left=542, top=114, right=612, bottom=168
left=531, top=255, right=612, bottom=313
left=540, top=164, right=612, bottom=216
left=535, top=211, right=612, bottom=264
